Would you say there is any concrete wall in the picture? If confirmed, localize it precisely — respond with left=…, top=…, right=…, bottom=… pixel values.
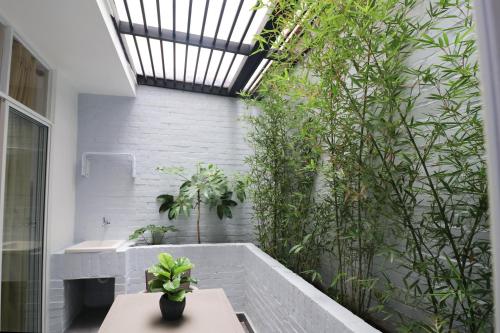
left=76, top=86, right=254, bottom=244
left=50, top=243, right=379, bottom=333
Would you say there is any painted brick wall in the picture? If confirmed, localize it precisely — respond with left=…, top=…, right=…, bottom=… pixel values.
left=50, top=244, right=378, bottom=333
left=76, top=86, right=255, bottom=244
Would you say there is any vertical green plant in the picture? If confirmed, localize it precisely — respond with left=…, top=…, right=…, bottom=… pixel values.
left=393, top=0, right=492, bottom=331
left=246, top=0, right=492, bottom=330
left=244, top=64, right=323, bottom=275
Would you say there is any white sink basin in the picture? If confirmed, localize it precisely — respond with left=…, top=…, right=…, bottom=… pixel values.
left=64, top=240, right=125, bottom=253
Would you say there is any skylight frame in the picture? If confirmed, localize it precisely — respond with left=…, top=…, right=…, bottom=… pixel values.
left=113, top=0, right=279, bottom=96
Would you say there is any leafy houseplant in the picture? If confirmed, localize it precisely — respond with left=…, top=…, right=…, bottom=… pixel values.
left=129, top=224, right=177, bottom=245
left=147, top=253, right=197, bottom=321
left=156, top=163, right=246, bottom=244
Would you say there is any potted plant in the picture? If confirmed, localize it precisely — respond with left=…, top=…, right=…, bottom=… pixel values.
left=156, top=163, right=247, bottom=243
left=147, top=253, right=197, bottom=321
left=129, top=224, right=177, bottom=245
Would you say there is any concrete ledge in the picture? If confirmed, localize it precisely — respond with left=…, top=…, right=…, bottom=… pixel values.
left=50, top=243, right=378, bottom=333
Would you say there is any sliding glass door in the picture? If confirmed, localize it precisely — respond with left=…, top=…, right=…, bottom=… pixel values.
left=1, top=107, right=48, bottom=332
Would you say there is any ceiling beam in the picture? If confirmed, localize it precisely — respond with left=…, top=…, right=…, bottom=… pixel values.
left=228, top=19, right=276, bottom=95
left=119, top=21, right=253, bottom=56
left=137, top=75, right=231, bottom=96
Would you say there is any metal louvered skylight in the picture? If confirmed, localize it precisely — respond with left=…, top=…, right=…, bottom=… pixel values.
left=111, top=0, right=276, bottom=96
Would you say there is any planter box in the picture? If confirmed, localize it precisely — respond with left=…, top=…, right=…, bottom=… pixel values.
left=50, top=243, right=378, bottom=333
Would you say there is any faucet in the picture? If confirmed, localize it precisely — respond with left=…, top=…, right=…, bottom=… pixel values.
left=102, top=217, right=111, bottom=227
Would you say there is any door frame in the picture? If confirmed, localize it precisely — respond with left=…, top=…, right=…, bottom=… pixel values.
left=0, top=97, right=52, bottom=331
left=0, top=10, right=54, bottom=331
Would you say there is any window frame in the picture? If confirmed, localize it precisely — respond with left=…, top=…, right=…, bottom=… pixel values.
left=0, top=13, right=54, bottom=333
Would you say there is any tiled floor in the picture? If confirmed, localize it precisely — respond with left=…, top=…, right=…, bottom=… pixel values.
left=66, top=307, right=253, bottom=332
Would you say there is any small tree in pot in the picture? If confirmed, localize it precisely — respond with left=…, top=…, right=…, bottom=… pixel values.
left=156, top=163, right=247, bottom=244
left=147, top=253, right=197, bottom=321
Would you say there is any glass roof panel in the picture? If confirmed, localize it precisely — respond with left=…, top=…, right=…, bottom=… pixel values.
left=203, top=0, right=224, bottom=39
left=115, top=0, right=274, bottom=94
left=184, top=45, right=199, bottom=83
left=175, top=43, right=186, bottom=82
left=136, top=36, right=153, bottom=77
left=126, top=0, right=144, bottom=25
left=204, top=50, right=222, bottom=85
left=224, top=54, right=246, bottom=88
left=150, top=38, right=163, bottom=78
left=143, top=0, right=158, bottom=27
left=123, top=34, right=143, bottom=76
left=194, top=47, right=211, bottom=84
left=162, top=41, right=175, bottom=80
left=158, top=0, right=174, bottom=31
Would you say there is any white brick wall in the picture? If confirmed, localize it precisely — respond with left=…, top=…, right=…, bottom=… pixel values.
left=76, top=86, right=255, bottom=245
left=49, top=244, right=378, bottom=333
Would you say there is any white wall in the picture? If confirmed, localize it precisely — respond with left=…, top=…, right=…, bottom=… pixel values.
left=47, top=72, right=78, bottom=252
left=76, top=86, right=254, bottom=244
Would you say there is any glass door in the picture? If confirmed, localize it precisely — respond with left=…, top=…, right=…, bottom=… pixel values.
left=1, top=107, right=48, bottom=332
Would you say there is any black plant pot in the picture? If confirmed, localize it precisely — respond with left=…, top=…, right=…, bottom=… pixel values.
left=159, top=294, right=186, bottom=321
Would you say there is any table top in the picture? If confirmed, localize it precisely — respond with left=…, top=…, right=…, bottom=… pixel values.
left=99, top=288, right=244, bottom=333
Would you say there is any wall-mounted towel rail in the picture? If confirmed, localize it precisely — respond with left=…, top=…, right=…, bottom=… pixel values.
left=81, top=152, right=136, bottom=178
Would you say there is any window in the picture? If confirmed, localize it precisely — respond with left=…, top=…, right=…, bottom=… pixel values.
left=9, top=39, right=49, bottom=117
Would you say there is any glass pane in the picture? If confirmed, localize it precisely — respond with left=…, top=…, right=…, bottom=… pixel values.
left=9, top=39, right=49, bottom=117
left=1, top=108, right=48, bottom=333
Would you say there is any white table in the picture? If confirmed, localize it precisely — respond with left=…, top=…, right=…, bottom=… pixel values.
left=99, top=288, right=244, bottom=333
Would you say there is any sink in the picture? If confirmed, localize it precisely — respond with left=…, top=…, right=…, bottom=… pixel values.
left=64, top=240, right=125, bottom=253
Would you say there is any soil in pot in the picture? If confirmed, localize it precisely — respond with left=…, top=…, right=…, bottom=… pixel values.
left=159, top=294, right=186, bottom=321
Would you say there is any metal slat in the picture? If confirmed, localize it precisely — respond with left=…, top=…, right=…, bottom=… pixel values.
left=219, top=53, right=237, bottom=90
left=210, top=0, right=244, bottom=91
left=237, top=1, right=259, bottom=50
left=173, top=0, right=177, bottom=84
left=123, top=0, right=145, bottom=76
left=119, top=0, right=281, bottom=96
left=219, top=1, right=259, bottom=91
left=202, top=0, right=227, bottom=86
left=140, top=0, right=156, bottom=79
left=192, top=0, right=210, bottom=86
left=138, top=75, right=230, bottom=95
left=157, top=0, right=166, bottom=81
left=183, top=0, right=193, bottom=87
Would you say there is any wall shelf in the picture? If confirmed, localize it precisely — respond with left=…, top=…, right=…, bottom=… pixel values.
left=81, top=152, right=136, bottom=178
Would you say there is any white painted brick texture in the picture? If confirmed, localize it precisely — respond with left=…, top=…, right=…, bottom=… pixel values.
left=76, top=86, right=255, bottom=245
left=49, top=244, right=378, bottom=333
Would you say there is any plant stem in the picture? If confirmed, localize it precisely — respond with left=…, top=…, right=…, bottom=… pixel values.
left=197, top=190, right=201, bottom=244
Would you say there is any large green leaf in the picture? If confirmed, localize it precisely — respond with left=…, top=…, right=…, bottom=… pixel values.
left=158, top=253, right=175, bottom=269
left=147, top=279, right=164, bottom=292
left=173, top=264, right=192, bottom=276
left=157, top=194, right=175, bottom=213
left=163, top=276, right=181, bottom=292
left=148, top=264, right=170, bottom=279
